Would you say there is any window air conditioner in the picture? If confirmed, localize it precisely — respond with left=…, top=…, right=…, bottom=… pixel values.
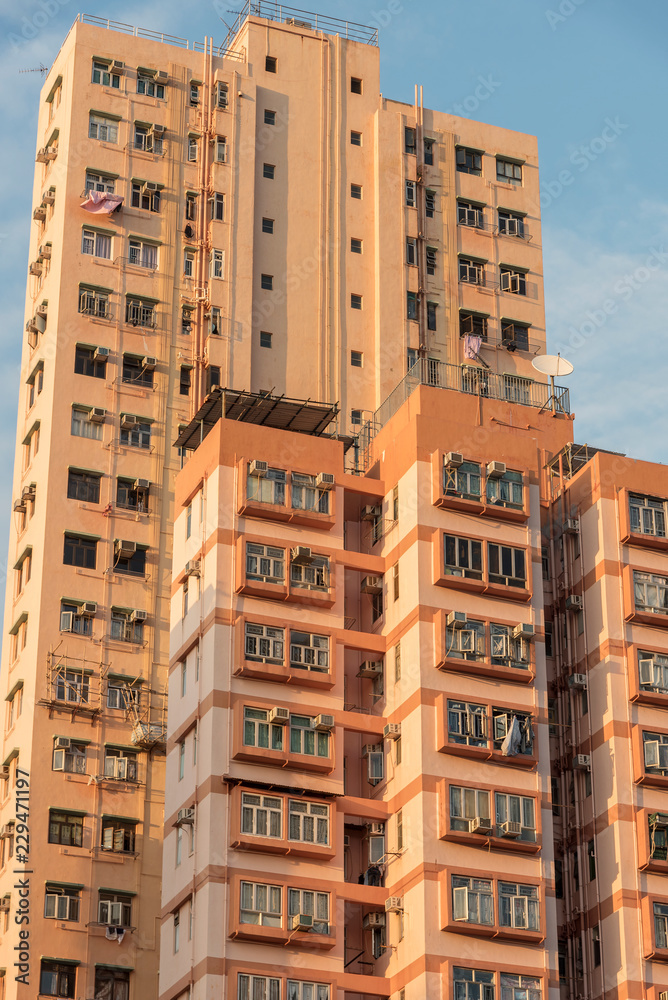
left=358, top=660, right=383, bottom=678
left=313, top=714, right=335, bottom=731
left=363, top=912, right=385, bottom=928
left=361, top=575, right=382, bottom=595
left=446, top=610, right=467, bottom=629
left=361, top=504, right=382, bottom=520
left=269, top=707, right=290, bottom=725
left=54, top=737, right=71, bottom=749
left=383, top=723, right=401, bottom=740
left=290, top=913, right=313, bottom=932
left=22, top=484, right=36, bottom=500
left=469, top=816, right=493, bottom=835
left=13, top=499, right=26, bottom=514
left=120, top=414, right=137, bottom=429
left=565, top=595, right=583, bottom=612
left=112, top=60, right=124, bottom=70
left=649, top=812, right=668, bottom=829
left=81, top=602, right=98, bottom=617
left=130, top=609, right=147, bottom=622
left=564, top=518, right=580, bottom=534
left=90, top=407, right=106, bottom=423
left=135, top=478, right=150, bottom=489
left=94, top=346, right=109, bottom=359
left=285, top=17, right=313, bottom=28
left=362, top=743, right=383, bottom=757
left=500, top=820, right=522, bottom=838
left=486, top=461, right=506, bottom=479
left=143, top=356, right=157, bottom=369
left=145, top=182, right=159, bottom=193
left=29, top=261, right=42, bottom=275
left=316, top=472, right=335, bottom=489
left=0, top=824, right=13, bottom=837
left=367, top=822, right=385, bottom=835
left=291, top=546, right=312, bottom=565
left=445, top=451, right=464, bottom=468
left=42, top=190, right=55, bottom=205
left=513, top=623, right=535, bottom=640
left=185, top=559, right=201, bottom=577
left=568, top=673, right=587, bottom=691
left=39, top=244, right=51, bottom=259
left=384, top=896, right=403, bottom=913
left=157, top=71, right=169, bottom=81
left=176, top=807, right=194, bottom=826
left=116, top=539, right=136, bottom=559
left=573, top=754, right=591, bottom=771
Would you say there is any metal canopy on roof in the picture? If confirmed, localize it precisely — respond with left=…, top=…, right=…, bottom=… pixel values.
left=174, top=388, right=339, bottom=452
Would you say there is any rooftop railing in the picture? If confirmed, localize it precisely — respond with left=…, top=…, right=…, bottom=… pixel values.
left=219, top=2, right=379, bottom=53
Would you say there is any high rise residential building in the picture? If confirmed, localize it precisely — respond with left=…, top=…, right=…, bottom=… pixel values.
left=6, top=5, right=663, bottom=1000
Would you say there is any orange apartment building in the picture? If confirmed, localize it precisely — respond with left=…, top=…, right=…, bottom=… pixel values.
left=3, top=3, right=667, bottom=1000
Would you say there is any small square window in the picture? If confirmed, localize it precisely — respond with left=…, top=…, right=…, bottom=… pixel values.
left=265, top=56, right=277, bottom=73
left=350, top=131, right=362, bottom=146
left=350, top=237, right=362, bottom=254
left=351, top=77, right=362, bottom=94
left=351, top=409, right=362, bottom=425
left=261, top=274, right=273, bottom=290
left=351, top=183, right=362, bottom=199
left=262, top=217, right=274, bottom=234
left=351, top=350, right=363, bottom=367
left=264, top=110, right=276, bottom=125
left=263, top=163, right=275, bottom=179
left=351, top=294, right=362, bottom=310
left=260, top=332, right=272, bottom=348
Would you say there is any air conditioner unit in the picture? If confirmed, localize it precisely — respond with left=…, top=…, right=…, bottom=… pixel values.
left=135, top=478, right=150, bottom=490
left=112, top=60, right=124, bottom=70
left=361, top=504, right=382, bottom=520
left=269, top=707, right=290, bottom=725
left=42, top=190, right=55, bottom=205
left=291, top=546, right=312, bottom=565
left=486, top=461, right=507, bottom=479
left=469, top=816, right=493, bottom=835
left=157, top=70, right=169, bottom=81
left=500, top=820, right=522, bottom=838
left=81, top=602, right=98, bottom=617
left=285, top=16, right=313, bottom=28
left=131, top=609, right=147, bottom=622
left=290, top=913, right=313, bottom=932
left=568, top=673, right=587, bottom=691
left=176, top=807, right=194, bottom=826
left=362, top=743, right=383, bottom=757
left=145, top=181, right=159, bottom=191
left=313, top=714, right=335, bottom=731
left=39, top=244, right=51, bottom=259
left=143, top=356, right=157, bottom=369
left=29, top=261, right=42, bottom=275
left=13, top=499, right=26, bottom=514
left=649, top=812, right=668, bottom=828
left=513, top=623, right=535, bottom=640
left=445, top=451, right=464, bottom=468
left=26, top=317, right=39, bottom=334
left=565, top=595, right=583, bottom=612
left=385, top=896, right=403, bottom=913
left=447, top=610, right=467, bottom=629
left=54, top=737, right=71, bottom=749
left=316, top=472, right=335, bottom=489
left=361, top=575, right=382, bottom=595
left=22, top=484, right=36, bottom=500
left=116, top=539, right=136, bottom=559
left=45, top=146, right=58, bottom=159
left=185, top=559, right=201, bottom=577
left=94, top=347, right=109, bottom=360
left=367, top=822, right=385, bottom=835
left=363, top=911, right=385, bottom=928
left=358, top=660, right=383, bottom=678
left=0, top=823, right=13, bottom=836
left=573, top=754, right=591, bottom=771
left=120, top=414, right=137, bottom=429
left=384, top=723, right=401, bottom=741
left=90, top=407, right=106, bottom=423
left=564, top=518, right=580, bottom=534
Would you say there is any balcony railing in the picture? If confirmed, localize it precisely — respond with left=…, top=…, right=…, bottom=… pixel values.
left=356, top=359, right=570, bottom=471
left=220, top=2, right=379, bottom=53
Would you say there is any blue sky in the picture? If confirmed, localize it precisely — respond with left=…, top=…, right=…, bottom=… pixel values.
left=0, top=0, right=666, bottom=585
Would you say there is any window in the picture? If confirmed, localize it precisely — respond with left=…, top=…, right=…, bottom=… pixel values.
left=81, top=228, right=111, bottom=258
left=501, top=975, right=541, bottom=999
left=208, top=249, right=224, bottom=279
left=487, top=469, right=523, bottom=509
left=288, top=984, right=329, bottom=1000
left=107, top=676, right=140, bottom=708
left=129, top=238, right=158, bottom=269
left=501, top=321, right=530, bottom=352
left=350, top=130, right=362, bottom=146
left=350, top=237, right=362, bottom=254
left=262, top=217, right=274, bottom=234
left=247, top=466, right=286, bottom=505
left=122, top=354, right=154, bottom=387
left=406, top=237, right=417, bottom=265
left=125, top=298, right=156, bottom=327
left=460, top=312, right=488, bottom=340
left=450, top=785, right=491, bottom=832
left=263, top=162, right=275, bottom=179
left=209, top=306, right=221, bottom=336
left=53, top=739, right=86, bottom=774
left=212, top=135, right=227, bottom=163
left=492, top=709, right=533, bottom=755
left=448, top=700, right=487, bottom=747
left=498, top=882, right=539, bottom=930
left=290, top=715, right=330, bottom=758
left=104, top=747, right=138, bottom=781
left=630, top=493, right=667, bottom=537
left=216, top=82, right=229, bottom=109
left=424, top=138, right=434, bottom=164
left=371, top=591, right=383, bottom=623
left=45, top=884, right=80, bottom=921
left=351, top=293, right=362, bottom=309
left=498, top=209, right=525, bottom=238
left=444, top=534, right=482, bottom=580
left=239, top=975, right=281, bottom=1000
left=392, top=562, right=399, bottom=601
left=134, top=123, right=163, bottom=154
left=63, top=534, right=96, bottom=570
left=98, top=891, right=132, bottom=926
left=137, top=71, right=165, bottom=98
left=459, top=257, right=485, bottom=285
left=178, top=365, right=191, bottom=397
left=288, top=888, right=329, bottom=933
left=405, top=180, right=416, bottom=206
left=101, top=818, right=136, bottom=853
left=240, top=881, right=282, bottom=926
left=184, top=250, right=195, bottom=277
left=425, top=189, right=436, bottom=217
left=246, top=542, right=285, bottom=582
left=189, top=82, right=200, bottom=106
left=114, top=545, right=147, bottom=576
left=188, top=135, right=198, bottom=161
left=241, top=792, right=282, bottom=838
left=490, top=623, right=530, bottom=669
left=497, top=158, right=522, bottom=184
left=27, top=364, right=44, bottom=409
left=71, top=405, right=103, bottom=440
left=458, top=200, right=484, bottom=228
left=264, top=109, right=276, bottom=125
left=266, top=55, right=277, bottom=73
left=427, top=301, right=437, bottom=332
left=244, top=708, right=284, bottom=751
left=452, top=969, right=495, bottom=999
left=500, top=267, right=527, bottom=296
left=290, top=555, right=329, bottom=591
left=261, top=273, right=273, bottom=290
left=131, top=182, right=161, bottom=212
left=288, top=800, right=329, bottom=844
left=351, top=409, right=362, bottom=425
left=404, top=126, right=416, bottom=154
left=290, top=630, right=329, bottom=671
left=92, top=60, right=120, bottom=88
left=351, top=182, right=362, bottom=199
left=74, top=345, right=106, bottom=378
left=457, top=147, right=483, bottom=175
left=495, top=792, right=536, bottom=841
left=643, top=731, right=668, bottom=773
left=85, top=170, right=115, bottom=194
left=451, top=875, right=493, bottom=925
left=211, top=193, right=225, bottom=221
left=487, top=543, right=526, bottom=588
left=639, top=651, right=668, bottom=692
left=245, top=622, right=284, bottom=663
left=443, top=459, right=481, bottom=500
left=54, top=668, right=89, bottom=704
left=178, top=740, right=185, bottom=780
left=291, top=473, right=330, bottom=513
left=260, top=331, right=272, bottom=349
left=121, top=417, right=151, bottom=449
left=426, top=246, right=437, bottom=275
left=67, top=469, right=101, bottom=504
left=634, top=571, right=668, bottom=615
left=407, top=291, right=418, bottom=320
left=94, top=968, right=130, bottom=1000
left=40, top=961, right=77, bottom=998
left=7, top=684, right=23, bottom=727
left=351, top=76, right=362, bottom=94
left=348, top=350, right=363, bottom=369
left=48, top=810, right=83, bottom=846
left=445, top=617, right=485, bottom=661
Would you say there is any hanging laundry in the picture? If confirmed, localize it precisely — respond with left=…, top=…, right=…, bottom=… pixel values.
left=105, top=925, right=118, bottom=941
left=80, top=190, right=124, bottom=214
left=501, top=715, right=522, bottom=756
left=464, top=335, right=482, bottom=360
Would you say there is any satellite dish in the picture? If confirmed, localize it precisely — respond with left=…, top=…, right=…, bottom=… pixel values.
left=532, top=354, right=574, bottom=377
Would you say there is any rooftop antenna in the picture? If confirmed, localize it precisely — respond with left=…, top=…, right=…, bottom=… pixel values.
left=532, top=353, right=574, bottom=414
left=19, top=64, right=49, bottom=76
